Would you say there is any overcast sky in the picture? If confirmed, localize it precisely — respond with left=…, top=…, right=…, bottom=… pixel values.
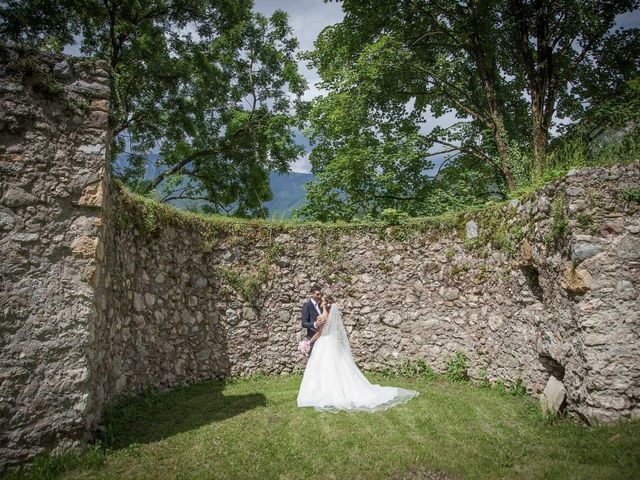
left=252, top=1, right=345, bottom=172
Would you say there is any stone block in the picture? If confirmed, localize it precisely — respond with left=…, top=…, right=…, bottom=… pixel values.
left=133, top=293, right=145, bottom=312
left=571, top=242, right=603, bottom=263
left=0, top=210, right=16, bottom=231
left=1, top=186, right=38, bottom=207
left=540, top=376, right=566, bottom=414
left=381, top=311, right=402, bottom=327
left=70, top=235, right=98, bottom=258
left=145, top=293, right=156, bottom=307
left=91, top=99, right=109, bottom=112
left=77, top=181, right=103, bottom=207
left=465, top=220, right=478, bottom=239
left=13, top=232, right=39, bottom=243
left=560, top=262, right=590, bottom=295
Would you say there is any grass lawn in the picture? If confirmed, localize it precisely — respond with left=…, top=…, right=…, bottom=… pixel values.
left=7, top=373, right=640, bottom=480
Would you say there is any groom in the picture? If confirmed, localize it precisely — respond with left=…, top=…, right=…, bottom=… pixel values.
left=301, top=285, right=326, bottom=348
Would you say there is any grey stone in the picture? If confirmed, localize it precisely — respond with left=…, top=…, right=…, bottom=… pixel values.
left=381, top=311, right=402, bottom=328
left=615, top=280, right=637, bottom=300
left=133, top=293, right=145, bottom=312
left=487, top=315, right=503, bottom=332
left=584, top=334, right=608, bottom=346
left=242, top=307, right=257, bottom=321
left=0, top=211, right=15, bottom=231
left=196, top=349, right=210, bottom=361
left=13, top=233, right=39, bottom=243
left=2, top=186, right=38, bottom=207
left=618, top=235, right=640, bottom=260
left=53, top=60, right=73, bottom=79
left=571, top=242, right=603, bottom=263
left=536, top=196, right=551, bottom=213
left=443, top=288, right=460, bottom=301
left=195, top=277, right=208, bottom=288
left=145, top=293, right=155, bottom=307
left=540, top=376, right=566, bottom=414
left=70, top=80, right=110, bottom=99
left=225, top=309, right=239, bottom=325
left=78, top=144, right=104, bottom=155
left=465, top=220, right=478, bottom=239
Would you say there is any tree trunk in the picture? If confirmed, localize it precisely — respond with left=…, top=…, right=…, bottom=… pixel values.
left=472, top=49, right=517, bottom=191
left=532, top=102, right=549, bottom=177
left=466, top=0, right=517, bottom=192
left=494, top=116, right=517, bottom=192
left=511, top=0, right=554, bottom=179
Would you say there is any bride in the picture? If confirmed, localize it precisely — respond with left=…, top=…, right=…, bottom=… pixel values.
left=297, top=296, right=419, bottom=412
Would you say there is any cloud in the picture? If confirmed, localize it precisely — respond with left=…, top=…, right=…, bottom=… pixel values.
left=289, top=151, right=313, bottom=173
left=254, top=0, right=344, bottom=103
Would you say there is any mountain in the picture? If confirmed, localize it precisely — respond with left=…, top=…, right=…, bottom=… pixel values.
left=265, top=172, right=314, bottom=218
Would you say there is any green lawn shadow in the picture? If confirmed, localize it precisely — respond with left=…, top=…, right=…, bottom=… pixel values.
left=102, top=379, right=266, bottom=449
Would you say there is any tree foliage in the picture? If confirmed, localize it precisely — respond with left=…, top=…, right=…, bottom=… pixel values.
left=1, top=0, right=307, bottom=217
left=298, top=0, right=640, bottom=221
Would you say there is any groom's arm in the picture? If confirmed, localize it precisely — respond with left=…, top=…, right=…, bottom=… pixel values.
left=301, top=303, right=315, bottom=329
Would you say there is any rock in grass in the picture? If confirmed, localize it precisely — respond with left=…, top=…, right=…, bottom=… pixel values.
left=540, top=375, right=566, bottom=414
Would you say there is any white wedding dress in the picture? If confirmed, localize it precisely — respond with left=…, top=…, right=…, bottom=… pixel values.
left=297, top=304, right=419, bottom=412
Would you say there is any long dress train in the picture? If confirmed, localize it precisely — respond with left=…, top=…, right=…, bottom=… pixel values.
left=297, top=304, right=419, bottom=412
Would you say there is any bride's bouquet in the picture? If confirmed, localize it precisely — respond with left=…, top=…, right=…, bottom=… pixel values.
left=297, top=339, right=311, bottom=357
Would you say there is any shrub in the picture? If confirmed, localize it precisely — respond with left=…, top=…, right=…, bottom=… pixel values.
left=446, top=352, right=469, bottom=383
left=379, top=208, right=410, bottom=225
left=622, top=187, right=640, bottom=203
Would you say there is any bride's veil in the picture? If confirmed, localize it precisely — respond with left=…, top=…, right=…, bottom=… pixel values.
left=320, top=304, right=353, bottom=356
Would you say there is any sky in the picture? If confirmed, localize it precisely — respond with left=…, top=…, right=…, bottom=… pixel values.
left=252, top=1, right=345, bottom=172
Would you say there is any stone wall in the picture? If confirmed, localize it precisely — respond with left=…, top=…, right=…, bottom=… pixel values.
left=101, top=162, right=640, bottom=426
left=0, top=45, right=109, bottom=470
left=1, top=45, right=639, bottom=472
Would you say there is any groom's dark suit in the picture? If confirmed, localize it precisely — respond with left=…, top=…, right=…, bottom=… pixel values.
left=301, top=299, right=322, bottom=341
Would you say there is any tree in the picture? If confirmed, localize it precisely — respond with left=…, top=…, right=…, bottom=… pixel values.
left=1, top=1, right=307, bottom=217
left=507, top=0, right=640, bottom=176
left=300, top=0, right=639, bottom=220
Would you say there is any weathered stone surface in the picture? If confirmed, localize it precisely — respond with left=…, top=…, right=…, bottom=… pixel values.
left=71, top=235, right=98, bottom=258
left=77, top=181, right=104, bottom=207
left=0, top=46, right=109, bottom=472
left=465, top=220, right=478, bottom=239
left=540, top=376, right=566, bottom=414
left=571, top=241, right=603, bottom=263
left=78, top=144, right=105, bottom=155
left=0, top=210, right=16, bottom=230
left=382, top=311, right=403, bottom=328
left=12, top=232, right=39, bottom=243
left=96, top=161, right=640, bottom=438
left=1, top=186, right=38, bottom=207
